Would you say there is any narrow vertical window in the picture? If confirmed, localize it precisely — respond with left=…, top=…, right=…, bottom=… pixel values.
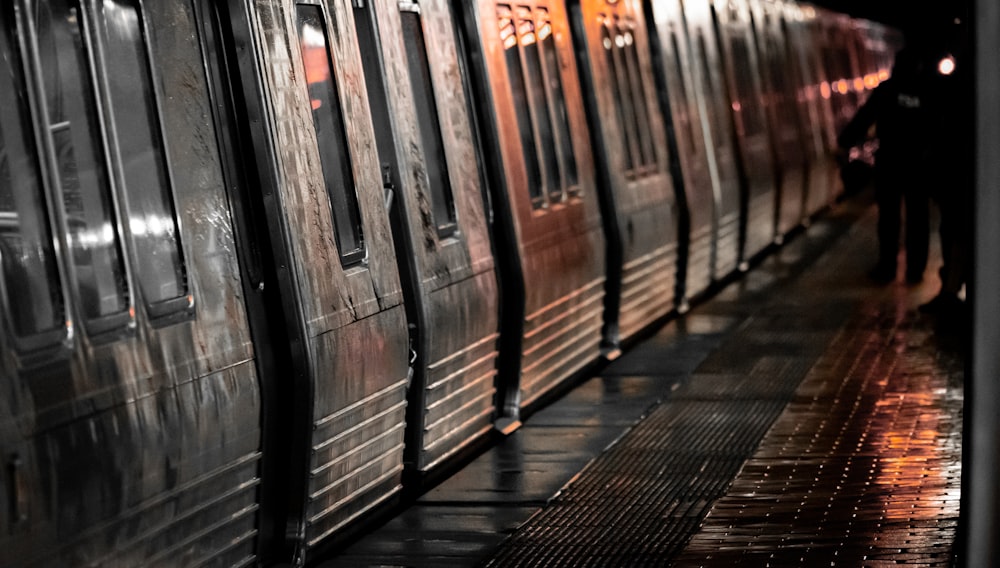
left=696, top=31, right=726, bottom=149
left=536, top=8, right=577, bottom=192
left=98, top=0, right=189, bottom=315
left=297, top=4, right=365, bottom=265
left=34, top=0, right=130, bottom=331
left=601, top=18, right=634, bottom=172
left=400, top=7, right=457, bottom=236
left=515, top=6, right=560, bottom=204
left=497, top=5, right=543, bottom=205
left=0, top=7, right=65, bottom=342
left=728, top=34, right=764, bottom=136
left=669, top=28, right=697, bottom=157
left=620, top=20, right=655, bottom=169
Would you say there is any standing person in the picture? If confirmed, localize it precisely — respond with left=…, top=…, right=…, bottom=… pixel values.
left=922, top=46, right=972, bottom=313
left=838, top=47, right=933, bottom=284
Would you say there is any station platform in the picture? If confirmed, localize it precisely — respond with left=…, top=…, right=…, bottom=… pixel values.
left=322, top=194, right=965, bottom=567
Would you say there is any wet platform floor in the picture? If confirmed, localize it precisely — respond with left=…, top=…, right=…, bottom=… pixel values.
left=324, top=195, right=965, bottom=567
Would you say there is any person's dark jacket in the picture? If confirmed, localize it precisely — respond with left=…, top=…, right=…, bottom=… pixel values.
left=838, top=55, right=931, bottom=164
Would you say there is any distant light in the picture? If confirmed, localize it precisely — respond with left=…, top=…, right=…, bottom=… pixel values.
left=938, top=56, right=956, bottom=76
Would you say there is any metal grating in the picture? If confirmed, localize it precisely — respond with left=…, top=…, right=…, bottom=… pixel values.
left=481, top=298, right=852, bottom=567
left=674, top=304, right=964, bottom=566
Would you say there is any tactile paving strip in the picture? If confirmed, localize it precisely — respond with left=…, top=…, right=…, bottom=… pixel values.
left=481, top=204, right=963, bottom=567
left=673, top=304, right=963, bottom=567
left=481, top=301, right=854, bottom=567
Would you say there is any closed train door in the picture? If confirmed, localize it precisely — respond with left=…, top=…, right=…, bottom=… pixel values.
left=0, top=0, right=263, bottom=565
left=223, top=0, right=410, bottom=562
left=750, top=0, right=808, bottom=240
left=784, top=2, right=837, bottom=217
left=568, top=0, right=680, bottom=345
left=643, top=0, right=718, bottom=301
left=712, top=0, right=777, bottom=259
left=351, top=0, right=502, bottom=475
left=456, top=0, right=606, bottom=424
left=673, top=0, right=744, bottom=277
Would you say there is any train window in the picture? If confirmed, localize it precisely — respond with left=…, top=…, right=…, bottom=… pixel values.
left=620, top=20, right=656, bottom=170
left=34, top=0, right=131, bottom=332
left=727, top=34, right=765, bottom=137
left=400, top=8, right=458, bottom=237
left=497, top=5, right=543, bottom=206
left=669, top=28, right=698, bottom=158
left=696, top=32, right=726, bottom=150
left=297, top=4, right=366, bottom=265
left=0, top=10, right=65, bottom=342
left=515, top=6, right=561, bottom=204
left=97, top=0, right=190, bottom=316
left=536, top=8, right=578, bottom=194
left=600, top=18, right=634, bottom=173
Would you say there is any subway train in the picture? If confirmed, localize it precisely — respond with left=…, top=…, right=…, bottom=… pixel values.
left=0, top=0, right=895, bottom=565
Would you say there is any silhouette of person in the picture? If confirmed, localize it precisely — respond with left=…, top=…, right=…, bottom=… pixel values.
left=838, top=47, right=932, bottom=284
left=921, top=47, right=971, bottom=314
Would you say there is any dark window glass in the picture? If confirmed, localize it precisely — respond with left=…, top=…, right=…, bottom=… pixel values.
left=297, top=4, right=365, bottom=265
left=669, top=29, right=697, bottom=157
left=728, top=34, right=765, bottom=136
left=98, top=0, right=188, bottom=312
left=497, top=5, right=542, bottom=205
left=0, top=10, right=64, bottom=339
left=536, top=9, right=577, bottom=191
left=621, top=21, right=655, bottom=169
left=697, top=32, right=726, bottom=149
left=516, top=6, right=560, bottom=203
left=601, top=19, right=633, bottom=172
left=400, top=10, right=457, bottom=236
left=35, top=0, right=130, bottom=326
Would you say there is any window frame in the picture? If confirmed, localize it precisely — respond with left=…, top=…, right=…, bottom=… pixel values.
left=0, top=1, right=72, bottom=354
left=295, top=0, right=368, bottom=267
left=398, top=0, right=460, bottom=238
left=92, top=0, right=195, bottom=325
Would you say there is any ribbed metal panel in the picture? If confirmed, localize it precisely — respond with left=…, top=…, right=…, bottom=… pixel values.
left=618, top=243, right=679, bottom=340
left=25, top=452, right=261, bottom=568
left=521, top=279, right=605, bottom=406
left=306, top=380, right=408, bottom=546
left=746, top=191, right=776, bottom=256
left=716, top=210, right=741, bottom=277
left=687, top=223, right=715, bottom=297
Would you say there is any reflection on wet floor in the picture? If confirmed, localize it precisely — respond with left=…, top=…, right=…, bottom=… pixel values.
left=327, top=200, right=965, bottom=568
left=675, top=302, right=963, bottom=566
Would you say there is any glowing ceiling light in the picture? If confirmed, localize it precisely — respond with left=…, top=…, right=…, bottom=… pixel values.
left=938, top=55, right=956, bottom=76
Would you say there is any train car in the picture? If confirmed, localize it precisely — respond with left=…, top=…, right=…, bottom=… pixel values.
left=567, top=0, right=681, bottom=345
left=640, top=0, right=718, bottom=302
left=0, top=0, right=901, bottom=564
left=712, top=0, right=779, bottom=261
left=350, top=0, right=502, bottom=476
left=785, top=2, right=840, bottom=216
left=455, top=0, right=606, bottom=425
left=679, top=0, right=746, bottom=276
left=750, top=0, right=809, bottom=240
left=1, top=0, right=263, bottom=565
left=222, top=0, right=411, bottom=562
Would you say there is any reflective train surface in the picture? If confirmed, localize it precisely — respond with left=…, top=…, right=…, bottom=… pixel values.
left=0, top=0, right=895, bottom=565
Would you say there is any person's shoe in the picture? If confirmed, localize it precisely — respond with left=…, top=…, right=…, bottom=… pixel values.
left=868, top=264, right=896, bottom=283
left=918, top=293, right=963, bottom=314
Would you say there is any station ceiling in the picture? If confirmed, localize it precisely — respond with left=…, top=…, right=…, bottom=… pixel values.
left=807, top=0, right=967, bottom=32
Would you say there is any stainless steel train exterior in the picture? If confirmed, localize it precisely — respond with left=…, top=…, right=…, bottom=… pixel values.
left=456, top=0, right=607, bottom=425
left=0, top=1, right=895, bottom=565
left=350, top=0, right=502, bottom=476
left=568, top=0, right=681, bottom=350
left=752, top=0, right=809, bottom=241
